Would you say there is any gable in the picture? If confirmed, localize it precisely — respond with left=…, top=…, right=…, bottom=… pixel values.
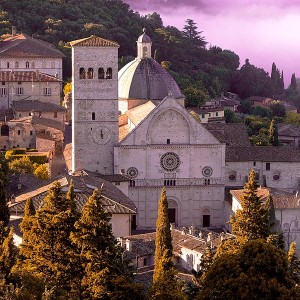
left=119, top=96, right=221, bottom=146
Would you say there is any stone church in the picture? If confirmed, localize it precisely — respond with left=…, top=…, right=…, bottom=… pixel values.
left=70, top=32, right=226, bottom=229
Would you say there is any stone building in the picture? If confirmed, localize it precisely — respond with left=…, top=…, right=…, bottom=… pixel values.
left=0, top=29, right=64, bottom=79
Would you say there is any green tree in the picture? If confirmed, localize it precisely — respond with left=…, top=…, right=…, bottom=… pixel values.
left=33, top=164, right=49, bottom=180
left=151, top=188, right=183, bottom=299
left=183, top=86, right=206, bottom=107
left=269, top=100, right=286, bottom=118
left=288, top=241, right=300, bottom=284
left=8, top=156, right=34, bottom=174
left=71, top=189, right=142, bottom=299
left=182, top=19, right=207, bottom=49
left=199, top=239, right=300, bottom=300
left=268, top=119, right=279, bottom=146
left=229, top=169, right=270, bottom=244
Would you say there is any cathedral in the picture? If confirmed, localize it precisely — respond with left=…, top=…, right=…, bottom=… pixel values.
left=70, top=31, right=226, bottom=229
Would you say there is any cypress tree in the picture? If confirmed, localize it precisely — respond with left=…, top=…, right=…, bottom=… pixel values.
left=288, top=241, right=300, bottom=284
left=268, top=119, right=279, bottom=146
left=0, top=176, right=9, bottom=228
left=151, top=188, right=183, bottom=300
left=71, top=189, right=142, bottom=299
left=229, top=169, right=269, bottom=243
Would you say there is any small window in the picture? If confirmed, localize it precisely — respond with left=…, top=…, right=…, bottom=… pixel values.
left=54, top=112, right=57, bottom=118
left=229, top=174, right=236, bottom=181
left=167, top=139, right=170, bottom=144
left=17, top=130, right=21, bottom=135
left=266, top=162, right=270, bottom=171
left=87, top=68, right=94, bottom=79
left=92, top=112, right=95, bottom=120
left=98, top=68, right=105, bottom=79
left=143, top=258, right=147, bottom=266
left=16, top=87, right=23, bottom=95
left=30, top=131, right=33, bottom=136
left=15, top=61, right=19, bottom=68
left=202, top=114, right=205, bottom=118
left=253, top=161, right=256, bottom=166
left=2, top=82, right=5, bottom=86
left=0, top=88, right=6, bottom=97
left=106, top=68, right=112, bottom=79
left=1, top=125, right=9, bottom=136
left=18, top=113, right=21, bottom=117
left=6, top=62, right=9, bottom=68
left=216, top=112, right=219, bottom=117
left=44, top=87, right=51, bottom=96
left=39, top=112, right=42, bottom=117
left=18, top=81, right=21, bottom=85
left=79, top=68, right=86, bottom=79
left=129, top=180, right=135, bottom=187
left=25, top=61, right=30, bottom=68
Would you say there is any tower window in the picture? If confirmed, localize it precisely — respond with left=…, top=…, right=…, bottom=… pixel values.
left=17, top=130, right=21, bottom=135
left=15, top=61, right=19, bottom=68
left=92, top=112, right=95, bottom=120
left=25, top=61, right=30, bottom=68
left=106, top=68, right=112, bottom=79
left=30, top=131, right=33, bottom=136
left=266, top=162, right=270, bottom=171
left=6, top=62, right=9, bottom=68
left=79, top=68, right=86, bottom=79
left=54, top=112, right=57, bottom=118
left=98, top=68, right=105, bottom=79
left=87, top=68, right=94, bottom=79
left=167, top=139, right=170, bottom=144
left=143, top=46, right=148, bottom=58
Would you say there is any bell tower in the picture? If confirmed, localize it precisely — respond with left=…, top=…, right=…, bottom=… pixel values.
left=71, top=36, right=119, bottom=174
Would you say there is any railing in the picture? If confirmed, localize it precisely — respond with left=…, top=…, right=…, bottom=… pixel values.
left=129, top=177, right=224, bottom=187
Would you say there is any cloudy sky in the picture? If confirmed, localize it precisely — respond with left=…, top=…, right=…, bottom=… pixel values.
left=125, top=0, right=300, bottom=87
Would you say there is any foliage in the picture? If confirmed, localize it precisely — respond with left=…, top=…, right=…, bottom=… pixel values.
left=63, top=81, right=72, bottom=96
left=150, top=188, right=183, bottom=299
left=8, top=156, right=34, bottom=174
left=269, top=100, right=286, bottom=118
left=224, top=109, right=241, bottom=123
left=285, top=111, right=300, bottom=126
left=183, top=86, right=207, bottom=107
left=229, top=170, right=270, bottom=244
left=71, top=189, right=142, bottom=299
left=252, top=106, right=272, bottom=118
left=288, top=241, right=300, bottom=284
left=198, top=239, right=300, bottom=300
left=268, top=119, right=279, bottom=146
left=33, top=164, right=50, bottom=180
left=0, top=182, right=9, bottom=228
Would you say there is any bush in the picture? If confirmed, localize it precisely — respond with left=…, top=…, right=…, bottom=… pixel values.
left=9, top=154, right=48, bottom=165
left=9, top=156, right=34, bottom=174
left=34, top=164, right=50, bottom=180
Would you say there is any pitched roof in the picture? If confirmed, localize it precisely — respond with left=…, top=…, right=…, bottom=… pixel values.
left=226, top=146, right=300, bottom=162
left=205, top=123, right=251, bottom=147
left=0, top=71, right=61, bottom=82
left=0, top=34, right=65, bottom=58
left=12, top=100, right=66, bottom=112
left=125, top=101, right=156, bottom=126
left=32, top=116, right=65, bottom=131
left=70, top=36, right=119, bottom=47
left=277, top=123, right=300, bottom=137
left=230, top=188, right=270, bottom=203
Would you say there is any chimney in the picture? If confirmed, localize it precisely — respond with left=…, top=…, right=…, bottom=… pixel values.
left=126, top=239, right=132, bottom=252
left=12, top=26, right=17, bottom=36
left=207, top=232, right=213, bottom=243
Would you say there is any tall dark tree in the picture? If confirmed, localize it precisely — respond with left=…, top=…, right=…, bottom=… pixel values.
left=182, top=19, right=207, bottom=49
left=288, top=241, right=300, bottom=284
left=268, top=119, right=279, bottom=146
left=151, top=188, right=183, bottom=299
left=71, top=189, right=142, bottom=300
left=229, top=169, right=270, bottom=244
left=290, top=73, right=297, bottom=90
left=0, top=160, right=9, bottom=228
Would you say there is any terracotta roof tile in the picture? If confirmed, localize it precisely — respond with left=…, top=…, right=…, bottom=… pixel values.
left=70, top=36, right=119, bottom=47
left=0, top=71, right=61, bottom=82
left=125, top=101, right=156, bottom=126
left=32, top=116, right=65, bottom=131
left=12, top=100, right=66, bottom=112
left=0, top=34, right=65, bottom=58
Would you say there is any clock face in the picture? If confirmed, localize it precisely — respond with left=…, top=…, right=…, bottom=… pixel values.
left=92, top=126, right=111, bottom=144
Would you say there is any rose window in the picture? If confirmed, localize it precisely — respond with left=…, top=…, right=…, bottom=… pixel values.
left=202, top=166, right=213, bottom=177
left=126, top=167, right=138, bottom=178
left=160, top=152, right=180, bottom=172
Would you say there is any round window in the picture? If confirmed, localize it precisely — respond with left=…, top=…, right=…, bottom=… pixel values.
left=202, top=166, right=213, bottom=177
left=126, top=167, right=138, bottom=178
left=229, top=174, right=236, bottom=181
left=160, top=152, right=180, bottom=172
left=273, top=174, right=280, bottom=181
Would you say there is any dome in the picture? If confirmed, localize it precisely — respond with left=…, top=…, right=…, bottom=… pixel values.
left=118, top=58, right=184, bottom=100
left=137, top=28, right=152, bottom=43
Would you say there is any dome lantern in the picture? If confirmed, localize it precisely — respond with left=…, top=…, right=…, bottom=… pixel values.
left=137, top=28, right=152, bottom=59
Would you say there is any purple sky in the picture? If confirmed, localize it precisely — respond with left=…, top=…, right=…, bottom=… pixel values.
left=125, top=0, right=300, bottom=87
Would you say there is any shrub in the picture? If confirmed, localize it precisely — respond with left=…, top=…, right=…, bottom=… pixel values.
left=34, top=164, right=50, bottom=180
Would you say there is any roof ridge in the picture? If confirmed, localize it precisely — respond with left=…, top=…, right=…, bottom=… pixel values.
left=70, top=35, right=119, bottom=47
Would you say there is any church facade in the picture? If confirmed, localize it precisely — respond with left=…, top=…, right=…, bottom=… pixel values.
left=70, top=33, right=226, bottom=229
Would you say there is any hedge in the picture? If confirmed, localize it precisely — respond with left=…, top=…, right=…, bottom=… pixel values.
left=10, top=154, right=48, bottom=165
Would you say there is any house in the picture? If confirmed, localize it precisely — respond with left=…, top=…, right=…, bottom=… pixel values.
left=248, top=96, right=274, bottom=107
left=0, top=71, right=62, bottom=109
left=229, top=187, right=300, bottom=255
left=0, top=28, right=64, bottom=79
left=277, top=123, right=300, bottom=147
left=8, top=171, right=136, bottom=238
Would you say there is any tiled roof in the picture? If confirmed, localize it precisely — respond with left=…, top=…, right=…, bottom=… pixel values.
left=0, top=71, right=61, bottom=82
left=248, top=96, right=270, bottom=102
left=205, top=123, right=251, bottom=147
left=125, top=101, right=156, bottom=126
left=9, top=172, right=136, bottom=215
left=12, top=100, right=66, bottom=112
left=226, top=146, right=300, bottom=162
left=32, top=116, right=65, bottom=131
left=0, top=34, right=65, bottom=58
left=0, top=109, right=14, bottom=121
left=92, top=173, right=130, bottom=182
left=70, top=36, right=119, bottom=47
left=119, top=124, right=131, bottom=142
left=190, top=107, right=224, bottom=114
left=278, top=123, right=300, bottom=137
left=230, top=187, right=300, bottom=209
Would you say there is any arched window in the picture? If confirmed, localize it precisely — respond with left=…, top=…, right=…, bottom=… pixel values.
left=106, top=68, right=112, bottom=79
left=92, top=112, right=95, bottom=120
left=143, top=46, right=148, bottom=58
left=25, top=61, right=30, bottom=68
left=6, top=62, right=9, bottom=68
left=1, top=125, right=9, bottom=136
left=31, top=61, right=35, bottom=68
left=79, top=68, right=86, bottom=79
left=15, top=61, right=19, bottom=68
left=87, top=68, right=94, bottom=79
left=98, top=68, right=105, bottom=79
